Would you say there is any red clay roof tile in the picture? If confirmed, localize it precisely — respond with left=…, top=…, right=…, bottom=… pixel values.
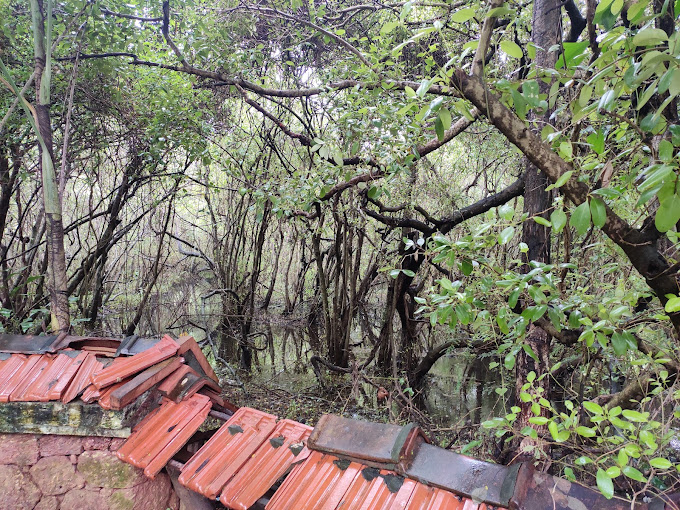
left=179, top=407, right=277, bottom=499
left=20, top=353, right=84, bottom=401
left=90, top=335, right=179, bottom=390
left=265, top=450, right=364, bottom=510
left=61, top=353, right=102, bottom=403
left=80, top=384, right=101, bottom=403
left=98, top=378, right=131, bottom=410
left=405, top=483, right=469, bottom=510
left=108, top=356, right=184, bottom=410
left=0, top=354, right=28, bottom=402
left=333, top=467, right=410, bottom=510
left=47, top=351, right=89, bottom=401
left=157, top=364, right=194, bottom=400
left=116, top=394, right=212, bottom=479
left=176, top=336, right=218, bottom=383
left=8, top=354, right=52, bottom=402
left=219, top=419, right=313, bottom=510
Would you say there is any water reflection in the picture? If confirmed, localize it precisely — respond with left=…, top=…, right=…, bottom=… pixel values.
left=245, top=324, right=504, bottom=428
left=423, top=350, right=505, bottom=426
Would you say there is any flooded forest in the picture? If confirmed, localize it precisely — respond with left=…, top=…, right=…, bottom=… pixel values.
left=2, top=0, right=680, bottom=503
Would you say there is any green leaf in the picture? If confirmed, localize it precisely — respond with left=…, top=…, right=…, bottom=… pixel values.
left=621, top=409, right=647, bottom=422
left=456, top=303, right=471, bottom=324
left=509, top=288, right=520, bottom=308
left=598, top=89, right=616, bottom=112
left=576, top=426, right=596, bottom=437
left=655, top=193, right=680, bottom=232
left=583, top=401, right=604, bottom=415
left=597, top=469, right=615, bottom=499
left=381, top=21, right=399, bottom=35
left=498, top=226, right=515, bottom=245
left=559, top=141, right=573, bottom=160
left=557, top=41, right=590, bottom=68
left=658, top=140, right=674, bottom=162
left=611, top=331, right=629, bottom=356
left=665, top=295, right=680, bottom=313
left=551, top=208, right=568, bottom=233
left=522, top=80, right=540, bottom=107
left=487, top=5, right=515, bottom=17
left=546, top=170, right=573, bottom=191
left=548, top=420, right=559, bottom=441
left=570, top=201, right=592, bottom=235
left=533, top=216, right=552, bottom=227
left=575, top=456, right=593, bottom=466
left=590, top=197, right=607, bottom=228
left=632, top=27, right=669, bottom=46
left=439, top=108, right=452, bottom=131
left=587, top=131, right=605, bottom=155
left=498, top=203, right=514, bottom=221
left=649, top=457, right=672, bottom=469
left=451, top=7, right=476, bottom=22
left=606, top=466, right=621, bottom=478
left=434, top=116, right=445, bottom=141
left=500, top=40, right=523, bottom=59
left=460, top=259, right=474, bottom=276
left=623, top=466, right=646, bottom=482
left=504, top=353, right=515, bottom=370
left=640, top=112, right=661, bottom=133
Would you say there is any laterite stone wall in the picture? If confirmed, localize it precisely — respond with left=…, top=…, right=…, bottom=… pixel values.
left=0, top=433, right=179, bottom=510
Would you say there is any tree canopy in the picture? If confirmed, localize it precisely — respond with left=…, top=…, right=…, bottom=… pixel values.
left=2, top=0, right=680, bottom=502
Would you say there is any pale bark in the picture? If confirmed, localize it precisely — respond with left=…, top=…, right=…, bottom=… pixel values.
left=30, top=0, right=69, bottom=332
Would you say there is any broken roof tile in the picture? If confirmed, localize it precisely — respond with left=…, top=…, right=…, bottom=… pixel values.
left=174, top=374, right=221, bottom=403
left=308, top=414, right=425, bottom=469
left=115, top=335, right=161, bottom=356
left=405, top=442, right=517, bottom=509
left=116, top=394, right=212, bottom=479
left=265, top=450, right=364, bottom=510
left=80, top=384, right=101, bottom=403
left=98, top=378, right=131, bottom=410
left=61, top=353, right=103, bottom=403
left=177, top=336, right=219, bottom=383
left=198, top=387, right=229, bottom=410
left=157, top=364, right=194, bottom=400
left=0, top=334, right=62, bottom=354
left=108, top=356, right=184, bottom=410
left=179, top=407, right=277, bottom=499
left=219, top=419, right=313, bottom=510
left=90, top=335, right=179, bottom=390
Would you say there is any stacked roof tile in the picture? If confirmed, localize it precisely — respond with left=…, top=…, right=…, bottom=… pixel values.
left=0, top=332, right=676, bottom=510
left=0, top=334, right=220, bottom=410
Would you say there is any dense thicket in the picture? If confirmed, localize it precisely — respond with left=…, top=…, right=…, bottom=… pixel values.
left=1, top=0, right=680, bottom=502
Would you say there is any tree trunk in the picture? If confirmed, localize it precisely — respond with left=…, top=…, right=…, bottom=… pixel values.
left=514, top=0, right=561, bottom=464
left=260, top=226, right=283, bottom=310
left=31, top=0, right=69, bottom=332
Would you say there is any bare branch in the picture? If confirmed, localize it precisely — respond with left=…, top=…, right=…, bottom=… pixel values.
left=472, top=0, right=505, bottom=76
left=100, top=6, right=162, bottom=22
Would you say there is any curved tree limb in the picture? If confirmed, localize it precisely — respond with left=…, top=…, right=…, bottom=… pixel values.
left=450, top=70, right=680, bottom=338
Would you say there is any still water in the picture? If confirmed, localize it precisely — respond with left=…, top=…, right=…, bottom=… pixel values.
left=237, top=323, right=505, bottom=429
